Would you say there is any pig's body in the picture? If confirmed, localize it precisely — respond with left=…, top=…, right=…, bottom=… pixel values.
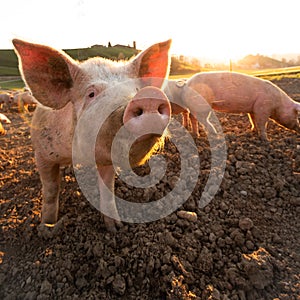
left=183, top=71, right=300, bottom=140
left=13, top=91, right=37, bottom=112
left=13, top=39, right=172, bottom=231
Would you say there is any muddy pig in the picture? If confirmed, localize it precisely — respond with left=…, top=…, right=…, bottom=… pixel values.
left=13, top=38, right=172, bottom=231
left=182, top=71, right=300, bottom=140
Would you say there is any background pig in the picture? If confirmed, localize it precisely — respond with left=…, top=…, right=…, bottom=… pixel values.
left=184, top=71, right=300, bottom=140
left=13, top=38, right=172, bottom=231
left=0, top=93, right=13, bottom=110
left=164, top=79, right=216, bottom=135
left=12, top=90, right=37, bottom=113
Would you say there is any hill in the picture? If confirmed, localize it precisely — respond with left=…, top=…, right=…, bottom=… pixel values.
left=0, top=44, right=200, bottom=89
left=0, top=44, right=139, bottom=78
left=237, top=54, right=289, bottom=69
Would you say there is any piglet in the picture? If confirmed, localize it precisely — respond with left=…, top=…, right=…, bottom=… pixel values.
left=13, top=38, right=172, bottom=232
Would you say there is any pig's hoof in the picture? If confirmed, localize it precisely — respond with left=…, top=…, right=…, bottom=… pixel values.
left=37, top=217, right=66, bottom=239
left=104, top=217, right=122, bottom=233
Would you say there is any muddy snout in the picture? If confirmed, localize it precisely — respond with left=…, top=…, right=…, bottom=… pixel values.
left=123, top=86, right=171, bottom=138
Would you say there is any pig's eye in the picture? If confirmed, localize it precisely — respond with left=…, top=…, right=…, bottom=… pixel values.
left=88, top=92, right=95, bottom=98
left=86, top=87, right=98, bottom=100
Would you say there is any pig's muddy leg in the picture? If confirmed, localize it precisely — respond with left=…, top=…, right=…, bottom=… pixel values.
left=36, top=160, right=63, bottom=239
left=191, top=111, right=216, bottom=137
left=181, top=110, right=190, bottom=129
left=190, top=115, right=199, bottom=136
left=249, top=112, right=269, bottom=141
left=36, top=157, right=61, bottom=225
left=97, top=165, right=120, bottom=232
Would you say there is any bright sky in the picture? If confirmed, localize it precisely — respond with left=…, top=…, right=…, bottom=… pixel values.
left=2, top=0, right=300, bottom=63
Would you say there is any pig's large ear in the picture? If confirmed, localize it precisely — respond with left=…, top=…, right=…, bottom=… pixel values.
left=12, top=39, right=77, bottom=109
left=130, top=39, right=172, bottom=87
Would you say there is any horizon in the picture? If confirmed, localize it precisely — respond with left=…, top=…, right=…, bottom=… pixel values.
left=2, top=42, right=299, bottom=66
left=2, top=0, right=300, bottom=64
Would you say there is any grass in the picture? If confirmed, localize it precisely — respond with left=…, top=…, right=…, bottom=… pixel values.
left=0, top=78, right=24, bottom=90
left=170, top=66, right=300, bottom=81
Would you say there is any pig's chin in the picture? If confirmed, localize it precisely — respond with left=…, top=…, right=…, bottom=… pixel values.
left=134, top=133, right=162, bottom=143
left=128, top=134, right=164, bottom=167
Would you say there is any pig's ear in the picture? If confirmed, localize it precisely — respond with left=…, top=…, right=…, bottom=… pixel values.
left=12, top=39, right=77, bottom=109
left=130, top=39, right=172, bottom=87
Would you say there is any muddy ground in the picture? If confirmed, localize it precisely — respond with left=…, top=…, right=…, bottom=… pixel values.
left=0, top=77, right=299, bottom=299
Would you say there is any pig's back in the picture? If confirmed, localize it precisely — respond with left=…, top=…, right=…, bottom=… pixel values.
left=187, top=72, right=271, bottom=112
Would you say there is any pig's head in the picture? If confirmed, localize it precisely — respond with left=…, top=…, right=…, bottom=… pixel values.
left=272, top=93, right=300, bottom=134
left=13, top=38, right=172, bottom=167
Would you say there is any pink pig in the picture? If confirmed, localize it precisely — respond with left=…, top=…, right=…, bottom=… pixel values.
left=164, top=79, right=215, bottom=135
left=174, top=71, right=300, bottom=140
left=13, top=38, right=172, bottom=231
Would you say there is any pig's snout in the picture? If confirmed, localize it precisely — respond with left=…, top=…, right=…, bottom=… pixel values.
left=123, top=87, right=171, bottom=137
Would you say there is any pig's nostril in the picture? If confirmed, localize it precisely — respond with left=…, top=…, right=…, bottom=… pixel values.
left=158, top=104, right=168, bottom=115
left=134, top=108, right=143, bottom=117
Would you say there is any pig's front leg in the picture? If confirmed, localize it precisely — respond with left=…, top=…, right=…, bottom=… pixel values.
left=97, top=165, right=120, bottom=232
left=35, top=154, right=61, bottom=224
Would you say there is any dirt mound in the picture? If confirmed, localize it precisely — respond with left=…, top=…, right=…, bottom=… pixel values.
left=1, top=78, right=299, bottom=299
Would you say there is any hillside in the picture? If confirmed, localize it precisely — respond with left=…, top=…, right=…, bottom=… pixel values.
left=237, top=54, right=289, bottom=69
left=0, top=45, right=200, bottom=89
left=0, top=44, right=138, bottom=78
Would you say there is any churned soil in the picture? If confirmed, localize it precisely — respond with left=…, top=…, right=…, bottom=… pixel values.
left=0, top=77, right=299, bottom=299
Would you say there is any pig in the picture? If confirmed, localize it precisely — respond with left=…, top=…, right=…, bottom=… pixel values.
left=13, top=90, right=37, bottom=113
left=13, top=38, right=172, bottom=231
left=179, top=71, right=300, bottom=140
left=0, top=93, right=13, bottom=110
left=164, top=79, right=216, bottom=135
left=0, top=113, right=11, bottom=135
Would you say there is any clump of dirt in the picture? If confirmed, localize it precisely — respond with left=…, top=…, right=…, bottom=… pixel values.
left=0, top=78, right=299, bottom=299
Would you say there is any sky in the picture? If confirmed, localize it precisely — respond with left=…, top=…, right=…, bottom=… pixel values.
left=2, top=0, right=300, bottom=63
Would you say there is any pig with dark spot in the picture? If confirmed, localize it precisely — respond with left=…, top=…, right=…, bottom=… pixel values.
left=172, top=71, right=300, bottom=140
left=13, top=38, right=172, bottom=232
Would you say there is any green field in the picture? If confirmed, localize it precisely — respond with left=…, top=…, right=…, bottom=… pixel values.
left=169, top=66, right=300, bottom=81
left=0, top=45, right=139, bottom=90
